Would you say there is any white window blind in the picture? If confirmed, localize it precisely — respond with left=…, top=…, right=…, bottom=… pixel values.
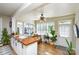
left=36, top=22, right=55, bottom=35
left=59, top=20, right=72, bottom=37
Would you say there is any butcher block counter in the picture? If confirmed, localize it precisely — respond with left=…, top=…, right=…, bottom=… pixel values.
left=15, top=35, right=38, bottom=46
left=11, top=35, right=38, bottom=55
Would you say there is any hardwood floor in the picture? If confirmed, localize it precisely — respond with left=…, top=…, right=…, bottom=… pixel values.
left=0, top=43, right=67, bottom=55
left=38, top=42, right=67, bottom=55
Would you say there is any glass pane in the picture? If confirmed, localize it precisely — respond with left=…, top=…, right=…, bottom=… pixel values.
left=36, top=22, right=55, bottom=35
left=24, top=23, right=34, bottom=36
left=59, top=21, right=71, bottom=37
left=17, top=22, right=23, bottom=35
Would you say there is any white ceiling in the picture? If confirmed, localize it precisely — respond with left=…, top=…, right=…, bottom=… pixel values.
left=0, top=3, right=79, bottom=17
left=15, top=3, right=79, bottom=21
left=0, top=3, right=23, bottom=16
left=14, top=3, right=47, bottom=17
left=1, top=3, right=79, bottom=21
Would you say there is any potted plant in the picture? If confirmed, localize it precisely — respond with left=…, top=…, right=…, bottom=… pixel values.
left=1, top=28, right=10, bottom=45
left=65, top=39, right=75, bottom=55
left=16, top=32, right=19, bottom=35
left=49, top=26, right=57, bottom=46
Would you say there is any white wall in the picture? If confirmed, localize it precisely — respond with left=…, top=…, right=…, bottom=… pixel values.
left=12, top=17, right=17, bottom=33
left=0, top=16, right=11, bottom=41
left=75, top=12, right=79, bottom=28
left=0, top=17, right=2, bottom=41
left=2, top=16, right=11, bottom=34
left=75, top=11, right=79, bottom=54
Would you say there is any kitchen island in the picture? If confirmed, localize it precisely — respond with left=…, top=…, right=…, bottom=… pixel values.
left=10, top=35, right=38, bottom=55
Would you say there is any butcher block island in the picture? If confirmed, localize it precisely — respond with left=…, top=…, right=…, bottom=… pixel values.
left=11, top=35, right=38, bottom=55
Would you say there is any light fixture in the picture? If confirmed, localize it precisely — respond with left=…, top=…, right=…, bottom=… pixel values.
left=40, top=13, right=46, bottom=22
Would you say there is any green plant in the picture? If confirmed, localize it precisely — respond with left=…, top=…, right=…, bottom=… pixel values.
left=16, top=32, right=19, bottom=35
left=49, top=26, right=57, bottom=42
left=65, top=39, right=75, bottom=55
left=1, top=28, right=10, bottom=45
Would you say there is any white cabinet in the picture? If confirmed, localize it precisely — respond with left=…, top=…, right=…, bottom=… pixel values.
left=26, top=42, right=37, bottom=55
left=11, top=37, right=37, bottom=55
left=16, top=41, right=23, bottom=55
left=22, top=42, right=37, bottom=55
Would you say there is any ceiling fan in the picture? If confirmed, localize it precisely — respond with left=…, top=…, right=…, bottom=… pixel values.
left=39, top=9, right=46, bottom=23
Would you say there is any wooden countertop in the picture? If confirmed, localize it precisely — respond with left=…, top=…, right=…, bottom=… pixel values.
left=21, top=37, right=38, bottom=46
left=14, top=35, right=38, bottom=46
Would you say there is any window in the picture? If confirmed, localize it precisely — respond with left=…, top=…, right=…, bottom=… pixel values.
left=17, top=22, right=34, bottom=35
left=59, top=20, right=72, bottom=37
left=36, top=22, right=55, bottom=35
left=24, top=23, right=34, bottom=35
left=17, top=22, right=23, bottom=35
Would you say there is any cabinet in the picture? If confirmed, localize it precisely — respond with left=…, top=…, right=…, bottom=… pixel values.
left=11, top=37, right=37, bottom=55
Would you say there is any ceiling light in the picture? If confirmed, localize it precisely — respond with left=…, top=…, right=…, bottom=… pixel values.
left=40, top=13, right=46, bottom=23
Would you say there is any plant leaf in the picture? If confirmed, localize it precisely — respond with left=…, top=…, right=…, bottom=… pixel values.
left=65, top=39, right=70, bottom=47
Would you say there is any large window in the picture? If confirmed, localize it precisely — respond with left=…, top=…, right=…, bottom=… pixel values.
left=17, top=22, right=23, bottom=35
left=17, top=22, right=34, bottom=35
left=36, top=19, right=73, bottom=38
left=24, top=23, right=34, bottom=36
left=36, top=22, right=55, bottom=35
left=59, top=20, right=72, bottom=37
